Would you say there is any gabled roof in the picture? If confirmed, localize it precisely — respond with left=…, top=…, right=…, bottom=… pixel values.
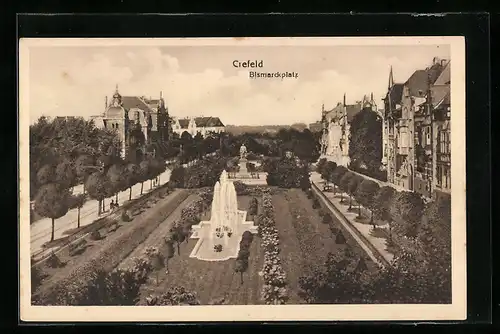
left=194, top=117, right=225, bottom=127
left=434, top=61, right=451, bottom=85
left=386, top=83, right=404, bottom=107
left=405, top=62, right=447, bottom=98
left=178, top=119, right=189, bottom=128
left=144, top=98, right=163, bottom=110
left=120, top=96, right=154, bottom=112
left=431, top=85, right=450, bottom=109
left=405, top=70, right=430, bottom=97
left=345, top=103, right=362, bottom=123
left=324, top=103, right=344, bottom=122
left=176, top=117, right=225, bottom=129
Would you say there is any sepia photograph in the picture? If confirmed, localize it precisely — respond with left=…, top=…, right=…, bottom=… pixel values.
left=19, top=37, right=466, bottom=322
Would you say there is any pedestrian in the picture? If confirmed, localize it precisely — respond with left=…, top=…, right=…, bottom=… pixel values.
left=110, top=200, right=115, bottom=212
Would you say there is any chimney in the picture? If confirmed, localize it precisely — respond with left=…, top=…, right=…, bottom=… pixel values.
left=441, top=59, right=447, bottom=67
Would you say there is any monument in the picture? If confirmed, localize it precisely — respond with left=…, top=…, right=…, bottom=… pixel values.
left=237, top=144, right=250, bottom=177
left=189, top=170, right=258, bottom=261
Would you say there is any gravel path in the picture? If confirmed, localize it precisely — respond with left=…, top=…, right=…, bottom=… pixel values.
left=117, top=194, right=200, bottom=270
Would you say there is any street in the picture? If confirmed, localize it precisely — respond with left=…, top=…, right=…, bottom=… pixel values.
left=30, top=169, right=172, bottom=256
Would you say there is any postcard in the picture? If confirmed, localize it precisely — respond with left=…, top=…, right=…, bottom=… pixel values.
left=19, top=36, right=466, bottom=322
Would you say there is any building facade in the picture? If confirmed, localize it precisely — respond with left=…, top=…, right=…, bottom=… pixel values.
left=384, top=57, right=450, bottom=198
left=91, top=86, right=171, bottom=161
left=171, top=116, right=225, bottom=138
left=320, top=94, right=378, bottom=167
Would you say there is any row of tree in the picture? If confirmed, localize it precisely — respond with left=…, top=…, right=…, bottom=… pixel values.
left=167, top=127, right=321, bottom=165
left=315, top=158, right=451, bottom=302
left=30, top=116, right=122, bottom=200
left=34, top=152, right=167, bottom=242
left=265, top=155, right=311, bottom=190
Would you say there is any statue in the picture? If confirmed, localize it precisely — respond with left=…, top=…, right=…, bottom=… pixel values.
left=239, top=144, right=247, bottom=160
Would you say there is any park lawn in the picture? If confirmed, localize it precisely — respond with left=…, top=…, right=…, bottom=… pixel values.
left=272, top=188, right=379, bottom=304
left=32, top=189, right=191, bottom=300
left=272, top=189, right=349, bottom=304
left=137, top=196, right=265, bottom=305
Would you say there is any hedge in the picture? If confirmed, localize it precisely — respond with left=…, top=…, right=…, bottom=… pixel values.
left=32, top=190, right=190, bottom=305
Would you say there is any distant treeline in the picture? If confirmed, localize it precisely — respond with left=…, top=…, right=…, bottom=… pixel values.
left=225, top=123, right=311, bottom=135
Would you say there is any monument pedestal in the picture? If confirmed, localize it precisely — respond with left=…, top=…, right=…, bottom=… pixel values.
left=236, top=158, right=251, bottom=179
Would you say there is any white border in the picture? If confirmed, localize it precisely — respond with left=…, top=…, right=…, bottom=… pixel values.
left=19, top=36, right=467, bottom=322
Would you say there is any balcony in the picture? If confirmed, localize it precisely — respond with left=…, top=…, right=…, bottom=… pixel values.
left=437, top=152, right=451, bottom=163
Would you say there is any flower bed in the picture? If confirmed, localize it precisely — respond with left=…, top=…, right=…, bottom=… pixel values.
left=257, top=193, right=289, bottom=305
left=32, top=190, right=190, bottom=305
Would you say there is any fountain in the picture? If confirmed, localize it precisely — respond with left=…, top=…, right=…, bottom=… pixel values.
left=189, top=170, right=258, bottom=261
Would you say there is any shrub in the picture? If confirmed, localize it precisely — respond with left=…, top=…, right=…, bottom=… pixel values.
left=335, top=231, right=346, bottom=244
left=121, top=210, right=132, bottom=222
left=322, top=213, right=332, bottom=224
left=233, top=181, right=249, bottom=196
left=31, top=265, right=48, bottom=293
left=46, top=253, right=63, bottom=268
left=315, top=158, right=327, bottom=175
left=390, top=191, right=425, bottom=238
left=312, top=199, right=320, bottom=209
left=90, top=230, right=102, bottom=241
left=145, top=286, right=200, bottom=305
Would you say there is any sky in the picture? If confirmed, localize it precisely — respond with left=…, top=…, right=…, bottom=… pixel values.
left=27, top=43, right=450, bottom=126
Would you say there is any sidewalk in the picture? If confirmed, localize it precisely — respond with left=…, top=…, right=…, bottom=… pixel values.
left=310, top=172, right=394, bottom=265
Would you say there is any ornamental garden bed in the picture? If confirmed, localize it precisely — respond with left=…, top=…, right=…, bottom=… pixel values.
left=31, top=189, right=191, bottom=305
left=136, top=196, right=265, bottom=305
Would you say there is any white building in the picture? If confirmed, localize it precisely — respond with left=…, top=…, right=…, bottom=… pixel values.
left=320, top=93, right=380, bottom=167
left=171, top=116, right=225, bottom=138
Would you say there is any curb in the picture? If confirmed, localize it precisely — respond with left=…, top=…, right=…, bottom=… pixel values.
left=311, top=182, right=390, bottom=268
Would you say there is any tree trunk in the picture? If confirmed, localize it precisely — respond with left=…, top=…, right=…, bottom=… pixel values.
left=165, top=259, right=169, bottom=271
left=51, top=218, right=55, bottom=242
left=150, top=179, right=153, bottom=190
left=141, top=182, right=144, bottom=195
left=371, top=210, right=375, bottom=227
left=333, top=184, right=336, bottom=195
left=340, top=192, right=343, bottom=203
left=177, top=242, right=180, bottom=255
left=349, top=195, right=352, bottom=209
left=358, top=203, right=361, bottom=217
left=83, top=183, right=86, bottom=195
left=115, top=192, right=118, bottom=203
left=98, top=200, right=101, bottom=215
left=240, top=272, right=243, bottom=285
left=129, top=187, right=132, bottom=201
left=102, top=199, right=106, bottom=212
left=77, top=207, right=81, bottom=228
left=156, top=272, right=159, bottom=286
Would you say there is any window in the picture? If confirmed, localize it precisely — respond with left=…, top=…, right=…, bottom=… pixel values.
left=444, top=166, right=451, bottom=189
left=438, top=130, right=450, bottom=154
left=425, top=127, right=431, bottom=145
left=436, top=166, right=442, bottom=187
left=399, top=128, right=409, bottom=148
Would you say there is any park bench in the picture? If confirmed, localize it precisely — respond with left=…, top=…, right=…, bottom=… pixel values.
left=68, top=239, right=88, bottom=256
